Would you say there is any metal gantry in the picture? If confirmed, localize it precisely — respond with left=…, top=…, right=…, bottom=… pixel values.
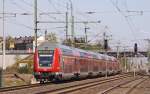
left=1, top=0, right=5, bottom=87
left=34, top=0, right=38, bottom=49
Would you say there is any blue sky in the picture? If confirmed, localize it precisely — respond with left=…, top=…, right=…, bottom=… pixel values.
left=0, top=0, right=150, bottom=51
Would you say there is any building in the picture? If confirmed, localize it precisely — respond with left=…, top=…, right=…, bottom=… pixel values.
left=13, top=36, right=33, bottom=50
left=126, top=55, right=148, bottom=72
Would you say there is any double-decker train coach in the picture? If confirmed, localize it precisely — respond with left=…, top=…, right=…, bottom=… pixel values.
left=34, top=42, right=120, bottom=83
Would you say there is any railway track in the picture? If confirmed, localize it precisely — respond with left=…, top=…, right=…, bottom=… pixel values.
left=125, top=78, right=148, bottom=94
left=100, top=76, right=148, bottom=94
left=35, top=73, right=133, bottom=94
left=0, top=83, right=51, bottom=92
left=0, top=73, right=131, bottom=93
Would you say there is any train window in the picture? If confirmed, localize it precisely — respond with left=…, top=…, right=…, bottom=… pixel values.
left=79, top=52, right=87, bottom=58
left=38, top=50, right=54, bottom=54
left=39, top=55, right=53, bottom=67
left=92, top=54, right=98, bottom=59
left=62, top=48, right=73, bottom=56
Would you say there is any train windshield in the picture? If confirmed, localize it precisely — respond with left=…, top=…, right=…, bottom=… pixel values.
left=38, top=50, right=54, bottom=67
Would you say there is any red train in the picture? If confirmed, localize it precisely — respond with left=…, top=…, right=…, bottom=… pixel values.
left=34, top=42, right=120, bottom=83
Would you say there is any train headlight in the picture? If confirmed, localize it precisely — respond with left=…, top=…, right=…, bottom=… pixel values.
left=57, top=67, right=60, bottom=69
left=43, top=68, right=47, bottom=71
left=35, top=72, right=40, bottom=75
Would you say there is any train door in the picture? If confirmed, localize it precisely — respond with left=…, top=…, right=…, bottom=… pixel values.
left=79, top=58, right=83, bottom=73
left=84, top=58, right=88, bottom=73
left=62, top=56, right=71, bottom=73
left=103, top=59, right=107, bottom=74
left=88, top=58, right=93, bottom=74
left=68, top=56, right=73, bottom=73
left=99, top=60, right=103, bottom=74
left=74, top=57, right=80, bottom=75
left=60, top=55, right=65, bottom=73
left=107, top=60, right=110, bottom=73
left=80, top=58, right=87, bottom=73
left=93, top=59, right=96, bottom=72
left=62, top=56, right=66, bottom=73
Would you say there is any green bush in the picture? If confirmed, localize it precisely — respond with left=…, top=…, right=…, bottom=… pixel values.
left=17, top=66, right=33, bottom=74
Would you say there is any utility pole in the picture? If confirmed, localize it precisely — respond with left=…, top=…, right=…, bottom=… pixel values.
left=45, top=30, right=47, bottom=40
left=134, top=43, right=138, bottom=77
left=103, top=26, right=110, bottom=78
left=144, top=39, right=150, bottom=60
left=116, top=41, right=120, bottom=59
left=123, top=47, right=127, bottom=72
left=103, top=26, right=112, bottom=78
left=65, top=3, right=69, bottom=42
left=84, top=23, right=90, bottom=48
left=134, top=54, right=136, bottom=77
left=34, top=0, right=38, bottom=49
left=103, top=32, right=108, bottom=78
left=70, top=0, right=74, bottom=47
left=1, top=0, right=5, bottom=87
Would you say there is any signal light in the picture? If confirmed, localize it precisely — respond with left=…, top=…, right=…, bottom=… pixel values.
left=134, top=43, right=138, bottom=54
left=104, top=39, right=108, bottom=50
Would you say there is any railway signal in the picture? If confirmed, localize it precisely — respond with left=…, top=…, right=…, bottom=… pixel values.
left=104, top=39, right=108, bottom=50
left=133, top=43, right=138, bottom=77
left=134, top=43, right=138, bottom=54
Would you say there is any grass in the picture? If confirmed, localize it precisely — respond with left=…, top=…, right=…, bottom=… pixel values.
left=4, top=76, right=27, bottom=87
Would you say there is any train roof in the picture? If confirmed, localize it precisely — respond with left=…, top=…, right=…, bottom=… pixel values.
left=38, top=42, right=116, bottom=60
left=38, top=41, right=60, bottom=50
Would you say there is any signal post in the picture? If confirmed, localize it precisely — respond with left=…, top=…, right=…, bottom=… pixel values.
left=134, top=43, right=138, bottom=77
left=104, top=39, right=108, bottom=78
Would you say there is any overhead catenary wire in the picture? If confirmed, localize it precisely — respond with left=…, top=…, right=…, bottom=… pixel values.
left=10, top=0, right=30, bottom=13
left=47, top=0, right=66, bottom=18
left=109, top=0, right=137, bottom=41
left=21, top=0, right=59, bottom=21
left=7, top=20, right=34, bottom=30
left=67, top=5, right=103, bottom=43
left=7, top=20, right=68, bottom=36
left=56, top=0, right=68, bottom=9
left=47, top=0, right=61, bottom=13
left=122, top=0, right=143, bottom=44
left=70, top=1, right=108, bottom=41
left=123, top=0, right=149, bottom=36
left=109, top=0, right=150, bottom=51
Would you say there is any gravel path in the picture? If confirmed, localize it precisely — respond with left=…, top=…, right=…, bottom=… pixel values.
left=0, top=74, right=127, bottom=94
left=68, top=76, right=137, bottom=94
left=67, top=76, right=149, bottom=94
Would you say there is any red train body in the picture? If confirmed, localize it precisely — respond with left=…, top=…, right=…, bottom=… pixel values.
left=34, top=42, right=120, bottom=83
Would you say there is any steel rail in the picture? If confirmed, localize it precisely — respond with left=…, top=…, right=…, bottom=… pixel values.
left=125, top=78, right=148, bottom=94
left=100, top=77, right=147, bottom=94
left=0, top=83, right=51, bottom=92
left=36, top=74, right=132, bottom=94
left=0, top=73, right=131, bottom=93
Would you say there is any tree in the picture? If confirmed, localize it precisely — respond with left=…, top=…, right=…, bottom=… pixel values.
left=5, top=55, right=22, bottom=73
left=62, top=38, right=72, bottom=46
left=14, top=55, right=22, bottom=66
left=46, top=32, right=58, bottom=43
left=6, top=36, right=15, bottom=50
left=95, top=40, right=103, bottom=51
left=10, top=55, right=33, bottom=74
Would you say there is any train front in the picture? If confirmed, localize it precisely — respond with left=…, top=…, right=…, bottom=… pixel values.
left=34, top=48, right=60, bottom=83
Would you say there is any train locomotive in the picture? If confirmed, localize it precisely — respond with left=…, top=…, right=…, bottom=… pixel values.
left=34, top=42, right=120, bottom=83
